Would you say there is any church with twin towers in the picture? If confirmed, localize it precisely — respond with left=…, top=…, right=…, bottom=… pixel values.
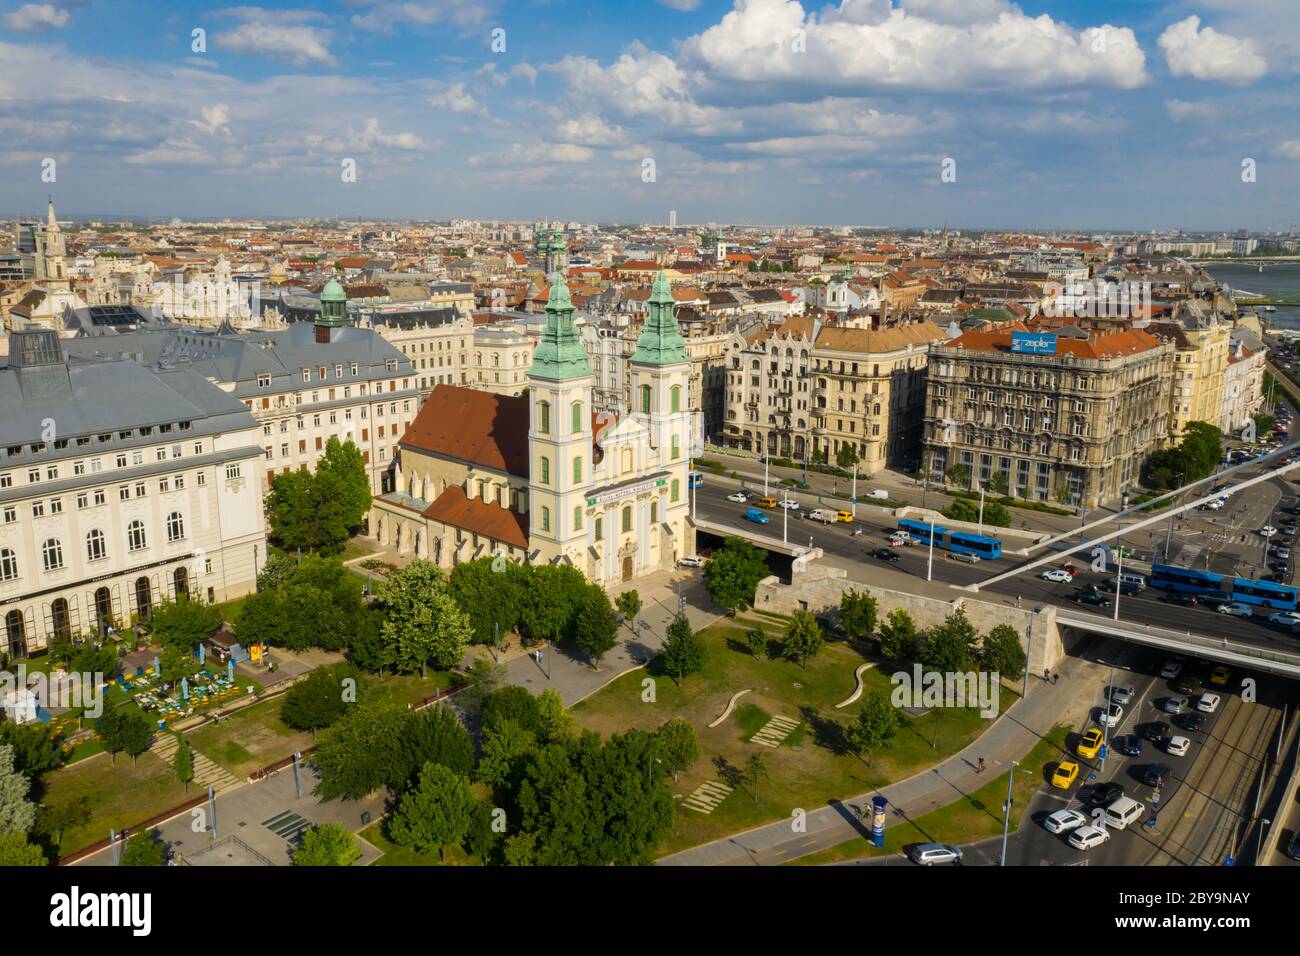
left=373, top=267, right=697, bottom=585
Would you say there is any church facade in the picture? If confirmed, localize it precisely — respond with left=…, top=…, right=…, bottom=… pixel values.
left=371, top=269, right=695, bottom=586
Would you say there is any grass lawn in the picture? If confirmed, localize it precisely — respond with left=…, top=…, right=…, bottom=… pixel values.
left=786, top=724, right=1072, bottom=865
left=340, top=537, right=378, bottom=562
left=188, top=671, right=458, bottom=778
left=361, top=821, right=482, bottom=866
left=572, top=614, right=1012, bottom=856
left=39, top=750, right=190, bottom=857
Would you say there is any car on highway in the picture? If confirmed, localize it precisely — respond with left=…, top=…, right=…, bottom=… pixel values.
left=1057, top=563, right=1080, bottom=577
left=1261, top=525, right=1278, bottom=537
left=742, top=508, right=770, bottom=524
left=1209, top=665, right=1231, bottom=686
left=1173, top=676, right=1205, bottom=697
left=1086, top=781, right=1125, bottom=807
left=908, top=843, right=962, bottom=866
left=887, top=535, right=910, bottom=548
left=1144, top=764, right=1170, bottom=787
left=1041, top=568, right=1074, bottom=584
left=1051, top=761, right=1081, bottom=789
left=1179, top=712, right=1205, bottom=733
left=1160, top=659, right=1184, bottom=679
left=1076, top=728, right=1104, bottom=760
left=1166, top=735, right=1191, bottom=757
left=1100, top=703, right=1124, bottom=728
left=1218, top=602, right=1254, bottom=618
left=1071, top=590, right=1111, bottom=608
left=726, top=491, right=749, bottom=503
left=1163, top=696, right=1190, bottom=715
left=756, top=497, right=778, bottom=509
left=1068, top=826, right=1111, bottom=851
left=1109, top=684, right=1135, bottom=705
left=677, top=556, right=704, bottom=568
left=1115, top=734, right=1143, bottom=757
left=873, top=548, right=901, bottom=562
left=1197, top=692, right=1221, bottom=713
left=1164, top=591, right=1198, bottom=607
left=946, top=552, right=980, bottom=564
left=1197, top=592, right=1233, bottom=610
left=836, top=511, right=854, bottom=523
left=1043, top=809, right=1088, bottom=834
left=777, top=498, right=800, bottom=510
left=1268, top=611, right=1300, bottom=626
left=892, top=529, right=914, bottom=542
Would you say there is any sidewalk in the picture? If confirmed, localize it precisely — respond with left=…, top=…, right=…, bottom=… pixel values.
left=658, top=647, right=1106, bottom=866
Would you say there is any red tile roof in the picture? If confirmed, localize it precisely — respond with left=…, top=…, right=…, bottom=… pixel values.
left=949, top=321, right=1164, bottom=359
left=399, top=384, right=529, bottom=476
left=422, top=485, right=528, bottom=549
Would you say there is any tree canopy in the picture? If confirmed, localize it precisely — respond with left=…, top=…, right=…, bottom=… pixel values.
left=704, top=537, right=771, bottom=611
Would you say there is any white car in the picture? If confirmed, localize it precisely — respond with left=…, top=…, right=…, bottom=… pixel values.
left=1068, top=826, right=1111, bottom=850
left=1166, top=735, right=1191, bottom=757
left=778, top=498, right=800, bottom=510
left=1041, top=569, right=1074, bottom=584
left=1160, top=660, right=1184, bottom=679
left=726, top=491, right=748, bottom=503
left=1267, top=611, right=1300, bottom=626
left=1218, top=602, right=1254, bottom=618
left=1260, top=526, right=1277, bottom=538
left=1043, top=809, right=1088, bottom=834
left=1163, top=696, right=1190, bottom=715
left=677, top=556, right=704, bottom=568
left=1197, top=692, right=1221, bottom=713
left=1100, top=703, right=1123, bottom=728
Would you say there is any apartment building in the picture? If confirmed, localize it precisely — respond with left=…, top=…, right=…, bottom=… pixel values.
left=0, top=328, right=265, bottom=658
left=720, top=317, right=817, bottom=459
left=923, top=324, right=1172, bottom=509
left=1221, top=330, right=1267, bottom=436
left=1149, top=310, right=1230, bottom=436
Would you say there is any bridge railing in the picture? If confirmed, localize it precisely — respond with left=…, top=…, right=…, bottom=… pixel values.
left=1056, top=612, right=1300, bottom=675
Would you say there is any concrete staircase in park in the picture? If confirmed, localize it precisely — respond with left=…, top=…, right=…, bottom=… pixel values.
left=149, top=733, right=240, bottom=793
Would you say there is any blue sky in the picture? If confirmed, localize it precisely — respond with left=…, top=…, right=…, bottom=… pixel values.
left=2, top=0, right=1298, bottom=229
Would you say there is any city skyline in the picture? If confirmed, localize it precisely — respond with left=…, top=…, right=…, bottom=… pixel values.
left=2, top=0, right=1299, bottom=229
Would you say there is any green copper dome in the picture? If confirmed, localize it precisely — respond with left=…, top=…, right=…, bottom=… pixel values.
left=318, top=277, right=350, bottom=327
left=320, top=278, right=347, bottom=302
left=529, top=274, right=590, bottom=382
left=630, top=269, right=688, bottom=367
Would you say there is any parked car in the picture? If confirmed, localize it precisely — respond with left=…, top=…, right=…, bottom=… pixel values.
left=873, top=548, right=901, bottom=562
left=677, top=556, right=704, bottom=568
left=1261, top=525, right=1278, bottom=537
left=908, top=843, right=962, bottom=866
left=1086, top=781, right=1125, bottom=807
left=1173, top=676, right=1204, bottom=697
left=1160, top=659, right=1184, bottom=679
left=1068, top=826, right=1111, bottom=851
left=1115, top=734, right=1143, bottom=757
left=1166, top=735, right=1191, bottom=757
left=1051, top=761, right=1080, bottom=789
left=1179, top=712, right=1205, bottom=733
left=743, top=508, right=770, bottom=524
left=1209, top=665, right=1231, bottom=686
left=1041, top=568, right=1074, bottom=584
left=1109, top=684, right=1135, bottom=705
left=1197, top=692, right=1221, bottom=713
left=1100, top=703, right=1124, bottom=728
left=1144, top=764, right=1170, bottom=787
left=1218, top=602, right=1254, bottom=618
left=1076, top=728, right=1104, bottom=760
left=1043, top=809, right=1088, bottom=834
left=1163, top=696, right=1190, bottom=715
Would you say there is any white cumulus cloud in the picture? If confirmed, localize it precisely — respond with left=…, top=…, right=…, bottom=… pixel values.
left=1158, top=16, right=1266, bottom=84
left=4, top=4, right=70, bottom=32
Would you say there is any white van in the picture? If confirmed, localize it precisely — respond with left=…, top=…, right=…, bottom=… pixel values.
left=1116, top=573, right=1146, bottom=591
left=868, top=489, right=890, bottom=500
left=1102, top=796, right=1145, bottom=830
left=807, top=509, right=838, bottom=524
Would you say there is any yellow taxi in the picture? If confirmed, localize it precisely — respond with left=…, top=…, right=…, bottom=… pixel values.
left=1051, top=760, right=1080, bottom=789
left=836, top=511, right=854, bottom=523
left=1209, top=665, right=1231, bottom=686
left=756, top=497, right=778, bottom=509
left=1076, top=728, right=1104, bottom=761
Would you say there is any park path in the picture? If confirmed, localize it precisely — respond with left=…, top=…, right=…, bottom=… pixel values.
left=149, top=733, right=240, bottom=793
left=657, top=648, right=1105, bottom=866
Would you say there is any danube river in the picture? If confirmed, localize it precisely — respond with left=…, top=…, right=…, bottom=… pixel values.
left=1200, top=260, right=1300, bottom=329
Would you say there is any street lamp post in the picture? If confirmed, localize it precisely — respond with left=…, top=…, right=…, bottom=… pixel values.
left=999, top=761, right=1018, bottom=866
left=782, top=499, right=788, bottom=544
left=763, top=453, right=770, bottom=498
left=1113, top=546, right=1123, bottom=621
left=1101, top=662, right=1114, bottom=773
left=926, top=516, right=935, bottom=582
left=851, top=462, right=858, bottom=519
left=977, top=484, right=986, bottom=536
left=1163, top=471, right=1184, bottom=561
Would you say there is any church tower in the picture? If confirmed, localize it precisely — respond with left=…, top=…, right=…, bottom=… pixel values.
left=41, top=199, right=69, bottom=291
left=527, top=273, right=593, bottom=568
left=544, top=227, right=567, bottom=277
left=714, top=227, right=726, bottom=265
left=315, top=277, right=351, bottom=343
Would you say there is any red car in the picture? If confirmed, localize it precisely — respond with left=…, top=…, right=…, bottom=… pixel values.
left=1058, top=563, right=1080, bottom=577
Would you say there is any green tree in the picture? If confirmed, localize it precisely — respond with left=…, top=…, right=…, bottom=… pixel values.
left=942, top=498, right=980, bottom=523
left=846, top=691, right=900, bottom=766
left=34, top=798, right=90, bottom=850
left=95, top=708, right=125, bottom=765
left=148, top=598, right=221, bottom=652
left=119, top=830, right=166, bottom=866
left=0, top=832, right=46, bottom=866
left=945, top=463, right=970, bottom=487
left=173, top=738, right=194, bottom=794
left=981, top=500, right=1012, bottom=528
left=535, top=688, right=573, bottom=744
left=743, top=752, right=769, bottom=803
left=316, top=437, right=372, bottom=533
left=456, top=656, right=507, bottom=719
left=704, top=537, right=771, bottom=611
left=520, top=565, right=587, bottom=644
left=476, top=717, right=536, bottom=791
left=981, top=624, right=1027, bottom=681
left=293, top=822, right=361, bottom=866
left=782, top=611, right=824, bottom=669
left=395, top=705, right=475, bottom=786
left=389, top=762, right=476, bottom=862
left=0, top=746, right=35, bottom=837
left=921, top=607, right=979, bottom=674
left=234, top=588, right=294, bottom=651
left=278, top=556, right=368, bottom=652
left=376, top=560, right=473, bottom=677
left=986, top=472, right=1009, bottom=496
left=448, top=557, right=526, bottom=646
left=878, top=608, right=919, bottom=664
left=658, top=614, right=706, bottom=683
left=0, top=722, right=65, bottom=777
left=481, top=685, right=543, bottom=735
left=836, top=443, right=859, bottom=472
left=346, top=606, right=392, bottom=674
left=615, top=590, right=642, bottom=629
left=312, top=698, right=411, bottom=801
left=120, top=711, right=154, bottom=766
left=745, top=627, right=769, bottom=658
left=839, top=589, right=878, bottom=642
left=266, top=469, right=319, bottom=553
left=654, top=718, right=700, bottom=782
left=573, top=585, right=618, bottom=669
left=280, top=663, right=359, bottom=734
left=503, top=831, right=537, bottom=866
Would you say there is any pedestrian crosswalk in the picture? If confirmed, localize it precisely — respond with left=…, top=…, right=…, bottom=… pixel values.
left=262, top=810, right=313, bottom=843
left=682, top=780, right=733, bottom=814
left=750, top=714, right=800, bottom=748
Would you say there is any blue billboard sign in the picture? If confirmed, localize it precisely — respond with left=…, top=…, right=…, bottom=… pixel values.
left=870, top=795, right=887, bottom=847
left=1010, top=331, right=1057, bottom=355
